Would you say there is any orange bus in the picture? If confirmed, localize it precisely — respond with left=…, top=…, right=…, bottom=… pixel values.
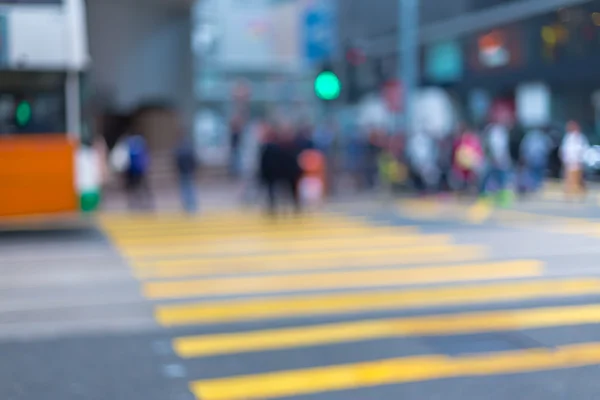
left=0, top=0, right=101, bottom=222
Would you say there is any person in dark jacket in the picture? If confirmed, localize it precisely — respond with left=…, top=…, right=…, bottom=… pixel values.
left=295, top=122, right=315, bottom=153
left=174, top=133, right=199, bottom=213
left=259, top=125, right=280, bottom=212
left=259, top=122, right=303, bottom=214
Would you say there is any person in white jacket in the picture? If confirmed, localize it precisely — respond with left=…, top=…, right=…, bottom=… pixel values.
left=560, top=121, right=589, bottom=198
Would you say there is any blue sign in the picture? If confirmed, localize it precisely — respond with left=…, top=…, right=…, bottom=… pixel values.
left=303, top=0, right=337, bottom=65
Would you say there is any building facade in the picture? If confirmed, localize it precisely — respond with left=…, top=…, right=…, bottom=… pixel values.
left=338, top=0, right=600, bottom=136
left=192, top=0, right=323, bottom=165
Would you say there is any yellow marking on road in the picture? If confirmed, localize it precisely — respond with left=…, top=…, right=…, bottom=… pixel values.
left=98, top=210, right=349, bottom=222
left=398, top=199, right=444, bottom=218
left=99, top=213, right=368, bottom=230
left=537, top=186, right=596, bottom=205
left=190, top=342, right=600, bottom=400
left=174, top=303, right=600, bottom=358
left=99, top=210, right=351, bottom=219
left=142, top=259, right=541, bottom=299
left=466, top=200, right=493, bottom=224
left=136, top=244, right=482, bottom=269
left=155, top=278, right=600, bottom=326
left=124, top=233, right=451, bottom=258
left=102, top=219, right=375, bottom=235
left=495, top=210, right=600, bottom=235
left=119, top=232, right=436, bottom=258
left=398, top=199, right=484, bottom=223
left=112, top=233, right=417, bottom=248
left=541, top=189, right=565, bottom=201
left=108, top=226, right=416, bottom=244
left=134, top=246, right=484, bottom=279
left=133, top=244, right=484, bottom=276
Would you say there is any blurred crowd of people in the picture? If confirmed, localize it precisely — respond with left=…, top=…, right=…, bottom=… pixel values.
left=108, top=111, right=593, bottom=214
left=233, top=116, right=592, bottom=210
left=379, top=119, right=590, bottom=205
left=394, top=119, right=591, bottom=205
left=231, top=117, right=331, bottom=215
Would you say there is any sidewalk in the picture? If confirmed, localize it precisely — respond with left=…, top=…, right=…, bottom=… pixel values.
left=100, top=179, right=393, bottom=215
left=100, top=181, right=243, bottom=213
left=99, top=177, right=600, bottom=215
left=538, top=180, right=600, bottom=203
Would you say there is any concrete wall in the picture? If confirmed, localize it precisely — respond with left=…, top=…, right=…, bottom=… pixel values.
left=86, top=0, right=193, bottom=121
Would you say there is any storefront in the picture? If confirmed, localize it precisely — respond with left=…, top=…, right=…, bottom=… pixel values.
left=422, top=0, right=600, bottom=138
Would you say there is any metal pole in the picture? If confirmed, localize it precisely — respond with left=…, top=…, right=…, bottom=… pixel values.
left=399, top=0, right=418, bottom=135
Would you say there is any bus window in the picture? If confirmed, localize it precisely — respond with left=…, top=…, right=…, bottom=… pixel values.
left=0, top=71, right=66, bottom=135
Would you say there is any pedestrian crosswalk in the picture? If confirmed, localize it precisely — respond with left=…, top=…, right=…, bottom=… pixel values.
left=172, top=303, right=600, bottom=358
left=151, top=278, right=600, bottom=327
left=190, top=341, right=600, bottom=400
left=397, top=196, right=600, bottom=231
left=99, top=210, right=600, bottom=400
left=397, top=198, right=496, bottom=224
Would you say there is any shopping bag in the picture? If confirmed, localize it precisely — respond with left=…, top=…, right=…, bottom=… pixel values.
left=109, top=140, right=130, bottom=173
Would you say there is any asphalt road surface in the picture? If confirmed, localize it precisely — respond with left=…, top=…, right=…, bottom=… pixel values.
left=4, top=196, right=600, bottom=400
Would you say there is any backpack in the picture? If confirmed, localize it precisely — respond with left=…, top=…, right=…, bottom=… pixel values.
left=455, top=135, right=482, bottom=171
left=127, top=136, right=148, bottom=175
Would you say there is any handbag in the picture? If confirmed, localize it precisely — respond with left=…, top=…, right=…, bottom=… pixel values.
left=109, top=140, right=130, bottom=173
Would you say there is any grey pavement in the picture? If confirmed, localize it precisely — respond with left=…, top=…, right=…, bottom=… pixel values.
left=0, top=227, right=173, bottom=400
left=0, top=228, right=157, bottom=340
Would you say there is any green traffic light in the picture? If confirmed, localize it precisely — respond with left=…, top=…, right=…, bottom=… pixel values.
left=16, top=101, right=32, bottom=126
left=314, top=71, right=341, bottom=100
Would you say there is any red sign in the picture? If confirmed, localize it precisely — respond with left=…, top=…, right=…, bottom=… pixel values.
left=382, top=80, right=402, bottom=112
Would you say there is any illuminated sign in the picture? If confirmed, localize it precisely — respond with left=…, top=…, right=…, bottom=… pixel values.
left=469, top=27, right=523, bottom=71
left=425, top=40, right=463, bottom=82
left=478, top=31, right=509, bottom=68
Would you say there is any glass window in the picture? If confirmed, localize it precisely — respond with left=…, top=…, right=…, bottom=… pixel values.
left=468, top=0, right=521, bottom=13
left=421, top=0, right=467, bottom=24
left=0, top=72, right=66, bottom=136
left=79, top=72, right=93, bottom=146
left=0, top=0, right=62, bottom=4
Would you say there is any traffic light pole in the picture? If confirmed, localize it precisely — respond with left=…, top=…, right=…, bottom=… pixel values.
left=399, top=0, right=418, bottom=135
